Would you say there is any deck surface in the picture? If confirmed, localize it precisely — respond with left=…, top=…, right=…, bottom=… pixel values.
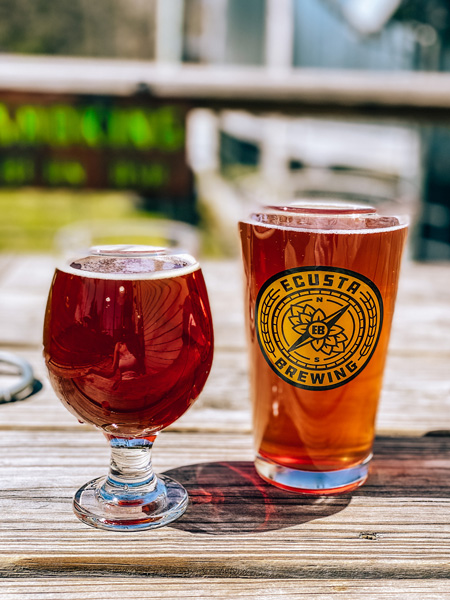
left=0, top=256, right=449, bottom=599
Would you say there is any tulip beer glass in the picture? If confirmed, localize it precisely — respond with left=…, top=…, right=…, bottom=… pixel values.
left=239, top=203, right=407, bottom=494
left=43, top=245, right=214, bottom=530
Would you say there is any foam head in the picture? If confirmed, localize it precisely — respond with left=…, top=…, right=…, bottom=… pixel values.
left=249, top=200, right=408, bottom=233
left=60, top=245, right=199, bottom=280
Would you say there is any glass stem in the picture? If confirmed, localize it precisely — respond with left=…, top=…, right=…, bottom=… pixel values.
left=98, top=436, right=159, bottom=505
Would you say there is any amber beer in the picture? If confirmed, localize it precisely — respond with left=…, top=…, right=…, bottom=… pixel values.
left=239, top=203, right=407, bottom=493
left=44, top=250, right=214, bottom=437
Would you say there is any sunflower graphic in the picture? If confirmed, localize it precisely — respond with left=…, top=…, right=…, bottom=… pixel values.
left=287, top=303, right=349, bottom=356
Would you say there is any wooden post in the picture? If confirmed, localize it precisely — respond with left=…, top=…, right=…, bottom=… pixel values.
left=262, top=0, right=294, bottom=188
left=155, top=0, right=185, bottom=63
left=265, top=0, right=294, bottom=69
left=201, top=0, right=228, bottom=64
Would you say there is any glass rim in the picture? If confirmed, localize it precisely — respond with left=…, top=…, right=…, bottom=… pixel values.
left=263, top=200, right=377, bottom=216
left=89, top=244, right=171, bottom=257
left=245, top=200, right=409, bottom=234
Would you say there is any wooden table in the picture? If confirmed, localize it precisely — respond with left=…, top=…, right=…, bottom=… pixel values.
left=1, top=255, right=450, bottom=599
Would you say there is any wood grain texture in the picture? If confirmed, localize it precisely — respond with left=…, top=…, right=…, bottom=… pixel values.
left=1, top=431, right=450, bottom=581
left=2, top=257, right=450, bottom=352
left=3, top=578, right=450, bottom=600
left=0, top=256, right=450, bottom=597
left=1, top=348, right=450, bottom=435
left=1, top=258, right=449, bottom=435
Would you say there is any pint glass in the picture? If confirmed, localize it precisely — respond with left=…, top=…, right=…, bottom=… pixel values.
left=239, top=203, right=407, bottom=494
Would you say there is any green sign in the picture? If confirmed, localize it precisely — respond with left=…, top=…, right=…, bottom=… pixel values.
left=0, top=103, right=185, bottom=150
left=0, top=93, right=193, bottom=202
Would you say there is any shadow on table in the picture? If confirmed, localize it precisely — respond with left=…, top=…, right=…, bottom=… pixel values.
left=354, top=433, right=450, bottom=498
left=165, top=434, right=450, bottom=535
left=165, top=460, right=351, bottom=535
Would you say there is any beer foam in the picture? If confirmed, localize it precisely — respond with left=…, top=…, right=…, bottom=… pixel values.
left=246, top=213, right=408, bottom=235
left=58, top=253, right=199, bottom=280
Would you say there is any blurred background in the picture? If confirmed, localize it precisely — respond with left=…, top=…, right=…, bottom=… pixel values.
left=1, top=0, right=450, bottom=258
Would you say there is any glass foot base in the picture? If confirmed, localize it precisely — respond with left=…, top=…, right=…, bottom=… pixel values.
left=73, top=474, right=188, bottom=531
left=255, top=454, right=371, bottom=494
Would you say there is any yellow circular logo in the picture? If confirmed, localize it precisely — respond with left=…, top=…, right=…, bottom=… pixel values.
left=255, top=267, right=383, bottom=390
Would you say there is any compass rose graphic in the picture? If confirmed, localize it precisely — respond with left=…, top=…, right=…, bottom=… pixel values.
left=287, top=303, right=349, bottom=355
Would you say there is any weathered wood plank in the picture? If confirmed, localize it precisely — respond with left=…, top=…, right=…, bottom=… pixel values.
left=0, top=257, right=449, bottom=435
left=1, top=346, right=450, bottom=435
left=0, top=234, right=449, bottom=595
left=1, top=578, right=450, bottom=600
left=1, top=257, right=450, bottom=353
left=0, top=257, right=247, bottom=350
left=0, top=431, right=450, bottom=581
left=0, top=347, right=252, bottom=433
